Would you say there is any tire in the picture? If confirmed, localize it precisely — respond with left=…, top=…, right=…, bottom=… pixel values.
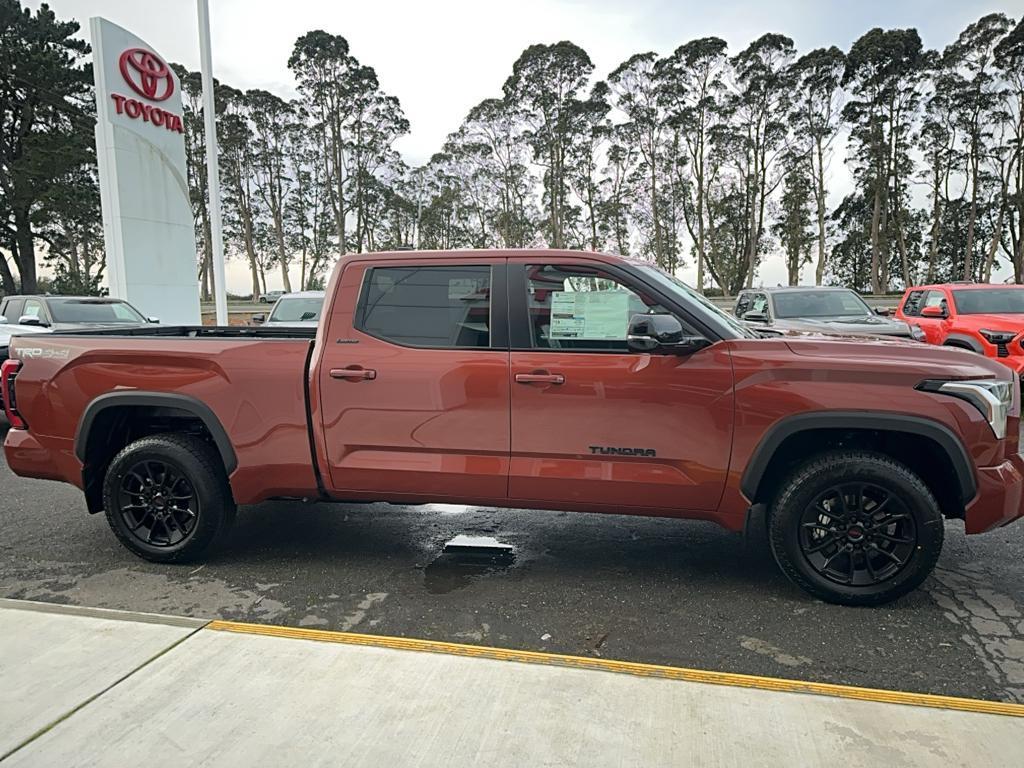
left=768, top=450, right=943, bottom=606
left=259, top=297, right=268, bottom=304
left=102, top=433, right=236, bottom=563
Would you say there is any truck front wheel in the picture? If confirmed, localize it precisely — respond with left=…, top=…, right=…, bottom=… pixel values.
left=102, top=434, right=235, bottom=563
left=768, top=451, right=944, bottom=606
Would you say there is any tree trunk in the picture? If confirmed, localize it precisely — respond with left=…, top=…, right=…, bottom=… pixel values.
left=0, top=250, right=17, bottom=295
left=813, top=140, right=827, bottom=285
left=13, top=209, right=37, bottom=294
left=869, top=187, right=881, bottom=294
left=964, top=153, right=979, bottom=280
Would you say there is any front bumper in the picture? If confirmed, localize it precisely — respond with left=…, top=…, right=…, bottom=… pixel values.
left=966, top=452, right=1024, bottom=533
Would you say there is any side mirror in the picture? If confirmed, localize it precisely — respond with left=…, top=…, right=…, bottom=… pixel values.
left=251, top=314, right=265, bottom=325
left=742, top=310, right=769, bottom=323
left=147, top=316, right=160, bottom=324
left=921, top=305, right=946, bottom=318
left=874, top=307, right=891, bottom=316
left=18, top=315, right=47, bottom=327
left=627, top=314, right=709, bottom=355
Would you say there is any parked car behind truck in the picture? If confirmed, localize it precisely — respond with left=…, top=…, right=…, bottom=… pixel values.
left=734, top=286, right=912, bottom=337
left=4, top=249, right=1024, bottom=606
left=896, top=283, right=1024, bottom=372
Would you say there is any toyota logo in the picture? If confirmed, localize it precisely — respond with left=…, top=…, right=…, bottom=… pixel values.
left=118, top=47, right=174, bottom=102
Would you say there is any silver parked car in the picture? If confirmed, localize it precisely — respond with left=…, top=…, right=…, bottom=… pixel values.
left=733, top=286, right=912, bottom=337
left=257, top=290, right=285, bottom=304
left=253, top=291, right=325, bottom=328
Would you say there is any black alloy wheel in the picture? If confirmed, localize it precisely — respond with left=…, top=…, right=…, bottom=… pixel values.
left=102, top=433, right=235, bottom=563
left=799, top=482, right=917, bottom=587
left=768, top=450, right=944, bottom=606
left=117, top=459, right=199, bottom=547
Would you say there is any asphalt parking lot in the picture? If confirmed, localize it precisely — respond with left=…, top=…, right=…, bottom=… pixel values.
left=2, top=426, right=1022, bottom=704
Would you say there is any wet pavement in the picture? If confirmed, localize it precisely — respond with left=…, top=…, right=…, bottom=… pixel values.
left=2, top=429, right=1023, bottom=703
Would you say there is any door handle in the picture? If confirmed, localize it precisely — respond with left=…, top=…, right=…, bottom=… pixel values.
left=515, top=372, right=564, bottom=385
left=330, top=367, right=377, bottom=381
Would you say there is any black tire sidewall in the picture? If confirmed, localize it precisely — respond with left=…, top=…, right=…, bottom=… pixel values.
left=769, top=452, right=944, bottom=606
left=103, top=435, right=232, bottom=563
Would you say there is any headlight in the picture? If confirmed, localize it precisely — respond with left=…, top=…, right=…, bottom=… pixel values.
left=919, top=378, right=1013, bottom=438
left=979, top=329, right=1017, bottom=345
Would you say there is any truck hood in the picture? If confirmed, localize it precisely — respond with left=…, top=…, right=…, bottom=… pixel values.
left=782, top=334, right=1011, bottom=380
left=770, top=315, right=911, bottom=336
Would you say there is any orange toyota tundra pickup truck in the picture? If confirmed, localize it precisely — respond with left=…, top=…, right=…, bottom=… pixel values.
left=4, top=250, right=1023, bottom=605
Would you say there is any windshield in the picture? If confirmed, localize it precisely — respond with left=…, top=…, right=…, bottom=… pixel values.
left=48, top=299, right=146, bottom=324
left=952, top=289, right=1024, bottom=315
left=772, top=290, right=872, bottom=319
left=269, top=296, right=324, bottom=323
left=635, top=265, right=758, bottom=338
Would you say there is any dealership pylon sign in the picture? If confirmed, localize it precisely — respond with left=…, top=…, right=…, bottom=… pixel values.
left=90, top=18, right=200, bottom=325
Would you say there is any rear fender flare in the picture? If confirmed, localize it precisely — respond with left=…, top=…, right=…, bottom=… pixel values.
left=74, top=391, right=237, bottom=474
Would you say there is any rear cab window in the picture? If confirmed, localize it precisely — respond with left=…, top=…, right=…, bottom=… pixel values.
left=355, top=264, right=494, bottom=349
left=901, top=290, right=925, bottom=317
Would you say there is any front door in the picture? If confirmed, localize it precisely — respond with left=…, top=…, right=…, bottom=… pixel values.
left=507, top=259, right=734, bottom=512
left=318, top=258, right=510, bottom=501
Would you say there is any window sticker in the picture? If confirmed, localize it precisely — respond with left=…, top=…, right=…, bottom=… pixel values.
left=549, top=291, right=631, bottom=340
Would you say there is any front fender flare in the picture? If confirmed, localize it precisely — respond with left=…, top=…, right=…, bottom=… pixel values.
left=740, top=411, right=976, bottom=504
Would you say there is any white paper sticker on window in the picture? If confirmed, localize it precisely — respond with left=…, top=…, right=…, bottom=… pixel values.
left=549, top=291, right=630, bottom=340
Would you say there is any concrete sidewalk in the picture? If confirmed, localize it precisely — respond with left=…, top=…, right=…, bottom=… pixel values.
left=1, top=599, right=1021, bottom=767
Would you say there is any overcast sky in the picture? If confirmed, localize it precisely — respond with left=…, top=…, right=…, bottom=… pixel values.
left=41, top=0, right=1018, bottom=290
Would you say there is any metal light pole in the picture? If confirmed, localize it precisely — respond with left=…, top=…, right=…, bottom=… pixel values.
left=197, top=0, right=227, bottom=325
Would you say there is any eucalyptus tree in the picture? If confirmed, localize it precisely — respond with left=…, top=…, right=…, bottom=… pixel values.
left=730, top=34, right=797, bottom=287
left=659, top=37, right=729, bottom=290
left=288, top=31, right=357, bottom=254
left=247, top=88, right=295, bottom=292
left=565, top=81, right=611, bottom=252
left=843, top=27, right=926, bottom=292
left=995, top=17, right=1024, bottom=280
left=607, top=52, right=667, bottom=264
left=788, top=46, right=845, bottom=284
left=504, top=42, right=594, bottom=249
left=217, top=85, right=263, bottom=300
left=772, top=164, right=814, bottom=285
left=0, top=0, right=92, bottom=294
left=943, top=13, right=1014, bottom=279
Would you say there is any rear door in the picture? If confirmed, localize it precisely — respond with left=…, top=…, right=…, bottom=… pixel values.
left=506, top=257, right=734, bottom=512
left=318, top=257, right=511, bottom=500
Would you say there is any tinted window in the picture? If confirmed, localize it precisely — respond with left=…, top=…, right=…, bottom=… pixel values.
left=524, top=264, right=673, bottom=351
left=902, top=290, right=925, bottom=316
left=735, top=293, right=752, bottom=317
left=952, top=289, right=1024, bottom=314
left=750, top=294, right=769, bottom=316
left=5, top=298, right=25, bottom=321
left=48, top=299, right=146, bottom=324
left=772, top=290, right=871, bottom=318
left=358, top=266, right=491, bottom=348
left=269, top=296, right=324, bottom=322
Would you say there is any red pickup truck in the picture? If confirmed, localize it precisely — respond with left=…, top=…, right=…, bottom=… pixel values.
left=4, top=250, right=1023, bottom=605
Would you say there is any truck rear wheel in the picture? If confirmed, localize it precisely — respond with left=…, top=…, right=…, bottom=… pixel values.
left=102, top=433, right=235, bottom=563
left=768, top=451, right=944, bottom=606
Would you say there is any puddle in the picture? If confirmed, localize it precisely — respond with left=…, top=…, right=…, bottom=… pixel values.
left=424, top=536, right=516, bottom=594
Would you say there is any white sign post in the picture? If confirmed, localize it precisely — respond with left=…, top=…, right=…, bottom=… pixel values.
left=90, top=18, right=201, bottom=326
